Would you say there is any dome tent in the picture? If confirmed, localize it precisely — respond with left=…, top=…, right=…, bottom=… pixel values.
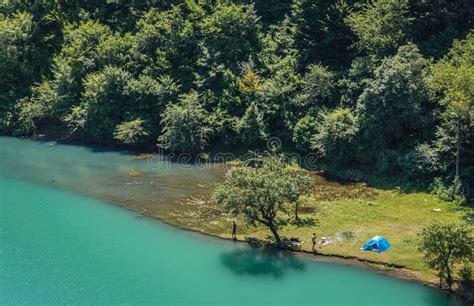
left=361, top=236, right=391, bottom=253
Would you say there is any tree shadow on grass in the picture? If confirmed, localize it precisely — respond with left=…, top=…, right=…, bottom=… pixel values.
left=219, top=244, right=306, bottom=278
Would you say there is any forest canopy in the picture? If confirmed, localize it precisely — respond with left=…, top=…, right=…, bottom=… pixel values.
left=1, top=0, right=473, bottom=200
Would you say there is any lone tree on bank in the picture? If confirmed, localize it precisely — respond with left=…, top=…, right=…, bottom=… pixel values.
left=215, top=153, right=311, bottom=246
left=418, top=222, right=473, bottom=289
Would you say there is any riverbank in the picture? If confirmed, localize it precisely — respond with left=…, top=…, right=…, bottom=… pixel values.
left=107, top=167, right=472, bottom=291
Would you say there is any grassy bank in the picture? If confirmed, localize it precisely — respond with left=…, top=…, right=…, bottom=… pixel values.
left=154, top=172, right=472, bottom=285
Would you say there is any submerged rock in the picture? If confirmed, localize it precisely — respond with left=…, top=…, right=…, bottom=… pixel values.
left=129, top=170, right=142, bottom=177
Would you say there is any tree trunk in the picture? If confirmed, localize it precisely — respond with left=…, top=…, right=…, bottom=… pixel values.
left=455, top=119, right=460, bottom=177
left=295, top=202, right=299, bottom=221
left=446, top=263, right=452, bottom=290
left=268, top=222, right=282, bottom=246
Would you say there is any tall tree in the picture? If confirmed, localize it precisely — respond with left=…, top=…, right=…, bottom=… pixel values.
left=293, top=0, right=356, bottom=68
left=77, top=66, right=131, bottom=140
left=158, top=91, right=211, bottom=154
left=0, top=12, right=34, bottom=131
left=356, top=44, right=432, bottom=168
left=311, top=108, right=359, bottom=174
left=236, top=102, right=267, bottom=145
left=346, top=0, right=413, bottom=57
left=429, top=31, right=474, bottom=193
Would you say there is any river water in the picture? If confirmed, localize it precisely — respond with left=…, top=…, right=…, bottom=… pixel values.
left=0, top=137, right=465, bottom=305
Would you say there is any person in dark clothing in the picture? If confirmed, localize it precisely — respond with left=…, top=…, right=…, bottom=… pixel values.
left=232, top=221, right=237, bottom=240
left=311, top=233, right=317, bottom=252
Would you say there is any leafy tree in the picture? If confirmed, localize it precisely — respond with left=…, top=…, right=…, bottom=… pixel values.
left=297, top=64, right=336, bottom=109
left=125, top=74, right=180, bottom=134
left=77, top=66, right=131, bottom=139
left=158, top=91, right=211, bottom=154
left=236, top=102, right=267, bottom=145
left=132, top=5, right=198, bottom=85
left=199, top=3, right=260, bottom=69
left=418, top=222, right=473, bottom=289
left=16, top=81, right=58, bottom=135
left=429, top=32, right=474, bottom=193
left=410, top=0, right=474, bottom=58
left=356, top=44, right=432, bottom=163
left=293, top=115, right=319, bottom=152
left=311, top=108, right=359, bottom=172
left=399, top=143, right=440, bottom=185
left=114, top=118, right=149, bottom=145
left=63, top=105, right=87, bottom=135
left=293, top=0, right=356, bottom=68
left=52, top=20, right=113, bottom=107
left=431, top=177, right=467, bottom=206
left=345, top=0, right=412, bottom=57
left=256, top=18, right=302, bottom=141
left=0, top=12, right=34, bottom=131
left=215, top=154, right=310, bottom=245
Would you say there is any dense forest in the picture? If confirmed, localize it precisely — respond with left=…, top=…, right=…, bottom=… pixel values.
left=1, top=0, right=473, bottom=201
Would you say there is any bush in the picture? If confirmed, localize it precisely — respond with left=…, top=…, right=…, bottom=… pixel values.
left=114, top=119, right=149, bottom=144
left=399, top=144, right=441, bottom=184
left=431, top=177, right=467, bottom=205
left=158, top=91, right=212, bottom=154
left=293, top=115, right=318, bottom=152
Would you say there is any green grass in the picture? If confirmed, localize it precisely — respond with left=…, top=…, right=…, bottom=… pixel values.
left=153, top=173, right=472, bottom=284
left=278, top=190, right=468, bottom=280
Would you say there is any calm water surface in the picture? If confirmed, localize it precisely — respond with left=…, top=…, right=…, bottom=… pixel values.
left=0, top=137, right=466, bottom=305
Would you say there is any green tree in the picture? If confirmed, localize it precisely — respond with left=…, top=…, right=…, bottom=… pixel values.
left=236, top=102, right=267, bottom=145
left=52, top=20, right=113, bottom=107
left=158, top=91, right=211, bottom=153
left=418, top=222, right=474, bottom=289
left=293, top=115, right=319, bottom=152
left=311, top=108, right=359, bottom=172
left=0, top=12, right=34, bottom=131
left=356, top=44, right=432, bottom=163
left=256, top=18, right=302, bottom=141
left=16, top=81, right=58, bottom=135
left=429, top=32, right=474, bottom=191
left=125, top=74, right=180, bottom=135
left=292, top=0, right=356, bottom=68
left=297, top=64, right=336, bottom=109
left=132, top=5, right=198, bottom=86
left=77, top=66, right=131, bottom=139
left=114, top=118, right=149, bottom=145
left=214, top=154, right=310, bottom=245
left=200, top=3, right=260, bottom=69
left=345, top=0, right=412, bottom=57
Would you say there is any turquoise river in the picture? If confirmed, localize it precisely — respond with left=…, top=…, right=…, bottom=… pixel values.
left=0, top=137, right=466, bottom=305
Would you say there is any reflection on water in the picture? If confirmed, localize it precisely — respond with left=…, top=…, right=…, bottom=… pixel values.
left=220, top=244, right=306, bottom=278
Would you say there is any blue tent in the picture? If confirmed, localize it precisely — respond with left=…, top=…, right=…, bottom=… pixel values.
left=361, top=236, right=391, bottom=253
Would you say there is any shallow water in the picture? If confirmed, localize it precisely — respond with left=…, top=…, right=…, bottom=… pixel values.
left=0, top=137, right=466, bottom=305
left=0, top=137, right=224, bottom=216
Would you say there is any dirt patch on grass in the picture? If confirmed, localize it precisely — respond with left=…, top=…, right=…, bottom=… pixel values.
left=310, top=174, right=378, bottom=201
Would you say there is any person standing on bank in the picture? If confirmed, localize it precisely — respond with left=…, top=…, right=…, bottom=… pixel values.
left=232, top=221, right=237, bottom=240
left=311, top=233, right=317, bottom=252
